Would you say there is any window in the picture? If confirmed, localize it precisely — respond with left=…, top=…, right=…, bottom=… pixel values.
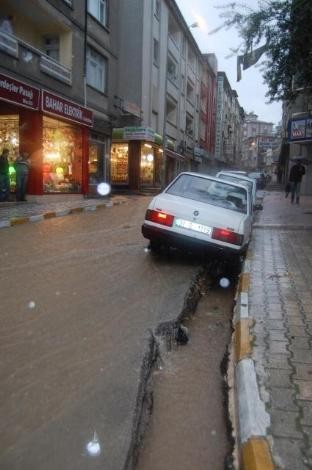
left=167, top=55, right=178, bottom=84
left=87, top=47, right=107, bottom=92
left=186, top=80, right=194, bottom=103
left=154, top=0, right=160, bottom=18
left=153, top=38, right=159, bottom=66
left=43, top=36, right=59, bottom=61
left=186, top=113, right=193, bottom=136
left=88, top=0, right=108, bottom=27
left=166, top=97, right=177, bottom=125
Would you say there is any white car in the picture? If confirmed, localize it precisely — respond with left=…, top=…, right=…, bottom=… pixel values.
left=142, top=172, right=252, bottom=259
left=216, top=171, right=257, bottom=207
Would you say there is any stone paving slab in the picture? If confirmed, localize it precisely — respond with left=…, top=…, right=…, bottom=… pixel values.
left=248, top=191, right=312, bottom=469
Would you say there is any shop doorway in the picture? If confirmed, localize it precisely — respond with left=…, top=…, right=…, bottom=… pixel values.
left=88, top=138, right=109, bottom=194
left=111, top=143, right=129, bottom=185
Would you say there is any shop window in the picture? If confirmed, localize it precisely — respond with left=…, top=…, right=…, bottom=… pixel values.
left=87, top=47, right=107, bottom=93
left=111, top=143, right=128, bottom=184
left=0, top=114, right=19, bottom=193
left=42, top=116, right=82, bottom=193
left=88, top=0, right=108, bottom=27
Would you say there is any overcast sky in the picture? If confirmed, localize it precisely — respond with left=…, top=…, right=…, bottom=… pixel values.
left=176, top=0, right=282, bottom=126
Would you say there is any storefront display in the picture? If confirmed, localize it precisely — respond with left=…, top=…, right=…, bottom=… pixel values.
left=42, top=116, right=82, bottom=193
left=111, top=143, right=129, bottom=184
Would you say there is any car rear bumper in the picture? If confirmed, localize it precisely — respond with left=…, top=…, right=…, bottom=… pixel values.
left=142, top=223, right=245, bottom=256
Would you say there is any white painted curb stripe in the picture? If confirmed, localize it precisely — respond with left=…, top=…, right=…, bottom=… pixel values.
left=236, top=358, right=270, bottom=443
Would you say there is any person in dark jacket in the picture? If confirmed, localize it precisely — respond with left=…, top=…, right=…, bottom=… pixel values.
left=0, top=148, right=10, bottom=202
left=289, top=159, right=306, bottom=204
left=15, top=151, right=31, bottom=201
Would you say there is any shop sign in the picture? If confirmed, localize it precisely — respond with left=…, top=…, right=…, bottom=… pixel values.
left=288, top=117, right=312, bottom=142
left=124, top=127, right=155, bottom=141
left=0, top=73, right=40, bottom=110
left=42, top=90, right=93, bottom=127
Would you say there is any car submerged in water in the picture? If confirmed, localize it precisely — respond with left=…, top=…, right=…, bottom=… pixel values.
left=142, top=172, right=253, bottom=260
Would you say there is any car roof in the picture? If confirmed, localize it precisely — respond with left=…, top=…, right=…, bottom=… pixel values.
left=217, top=171, right=256, bottom=185
left=167, top=172, right=249, bottom=192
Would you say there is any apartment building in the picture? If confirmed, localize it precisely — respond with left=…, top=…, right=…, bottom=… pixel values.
left=241, top=113, right=277, bottom=169
left=0, top=0, right=118, bottom=197
left=111, top=0, right=206, bottom=189
left=215, top=71, right=244, bottom=169
left=198, top=53, right=217, bottom=172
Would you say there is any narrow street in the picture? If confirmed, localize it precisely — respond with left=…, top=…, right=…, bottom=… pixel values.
left=0, top=195, right=236, bottom=470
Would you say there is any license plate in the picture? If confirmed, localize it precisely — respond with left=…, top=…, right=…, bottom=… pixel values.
left=175, top=218, right=212, bottom=235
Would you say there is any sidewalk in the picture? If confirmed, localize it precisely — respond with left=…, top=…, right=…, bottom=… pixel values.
left=233, top=190, right=312, bottom=469
left=0, top=194, right=130, bottom=228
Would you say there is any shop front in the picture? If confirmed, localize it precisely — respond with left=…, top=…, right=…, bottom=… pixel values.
left=0, top=72, right=93, bottom=197
left=111, top=127, right=163, bottom=191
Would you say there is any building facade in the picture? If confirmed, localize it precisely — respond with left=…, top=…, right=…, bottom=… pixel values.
left=0, top=0, right=119, bottom=198
left=215, top=72, right=244, bottom=170
left=111, top=0, right=208, bottom=190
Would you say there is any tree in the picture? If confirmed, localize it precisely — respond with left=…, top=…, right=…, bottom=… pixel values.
left=215, top=0, right=312, bottom=102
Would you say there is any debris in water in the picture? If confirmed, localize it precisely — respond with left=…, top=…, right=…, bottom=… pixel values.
left=175, top=325, right=189, bottom=345
left=86, top=431, right=101, bottom=457
left=28, top=301, right=36, bottom=309
left=219, top=277, right=230, bottom=288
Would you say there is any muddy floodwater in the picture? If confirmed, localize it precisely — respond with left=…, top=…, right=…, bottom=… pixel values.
left=136, top=281, right=235, bottom=470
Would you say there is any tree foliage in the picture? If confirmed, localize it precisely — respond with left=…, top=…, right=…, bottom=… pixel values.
left=216, top=0, right=312, bottom=102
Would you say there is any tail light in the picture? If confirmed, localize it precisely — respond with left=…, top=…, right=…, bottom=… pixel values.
left=212, top=227, right=243, bottom=246
left=145, top=209, right=174, bottom=227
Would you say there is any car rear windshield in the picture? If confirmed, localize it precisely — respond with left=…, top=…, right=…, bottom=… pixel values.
left=166, top=174, right=248, bottom=214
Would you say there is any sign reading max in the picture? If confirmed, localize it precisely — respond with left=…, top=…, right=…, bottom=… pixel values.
left=42, top=90, right=93, bottom=127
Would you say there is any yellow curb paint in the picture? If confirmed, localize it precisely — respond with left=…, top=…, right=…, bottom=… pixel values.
left=235, top=319, right=251, bottom=361
left=10, top=217, right=29, bottom=225
left=43, top=212, right=56, bottom=219
left=70, top=207, right=84, bottom=214
left=242, top=438, right=275, bottom=470
left=239, top=272, right=250, bottom=292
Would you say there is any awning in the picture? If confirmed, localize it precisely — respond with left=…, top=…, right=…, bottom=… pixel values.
left=165, top=149, right=187, bottom=161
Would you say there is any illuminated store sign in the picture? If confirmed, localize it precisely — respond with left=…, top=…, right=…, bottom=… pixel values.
left=0, top=73, right=40, bottom=110
left=42, top=90, right=93, bottom=127
left=288, top=117, right=312, bottom=142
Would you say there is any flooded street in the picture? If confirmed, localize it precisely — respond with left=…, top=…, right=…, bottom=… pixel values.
left=136, top=279, right=235, bottom=470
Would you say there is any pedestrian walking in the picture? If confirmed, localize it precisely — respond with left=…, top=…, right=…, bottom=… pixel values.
left=288, top=159, right=306, bottom=204
left=0, top=148, right=10, bottom=202
left=15, top=151, right=31, bottom=201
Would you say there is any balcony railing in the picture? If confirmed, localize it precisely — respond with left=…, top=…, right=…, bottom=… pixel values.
left=40, top=54, right=71, bottom=84
left=0, top=30, right=18, bottom=58
left=0, top=31, right=71, bottom=85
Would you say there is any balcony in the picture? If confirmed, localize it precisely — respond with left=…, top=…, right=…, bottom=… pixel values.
left=0, top=31, right=71, bottom=85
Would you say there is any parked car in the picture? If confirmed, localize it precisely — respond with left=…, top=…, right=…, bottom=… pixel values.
left=142, top=172, right=252, bottom=259
left=216, top=171, right=257, bottom=207
left=248, top=171, right=266, bottom=189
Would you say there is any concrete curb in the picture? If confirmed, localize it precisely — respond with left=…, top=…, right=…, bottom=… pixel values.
left=231, top=254, right=275, bottom=470
left=0, top=199, right=125, bottom=229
